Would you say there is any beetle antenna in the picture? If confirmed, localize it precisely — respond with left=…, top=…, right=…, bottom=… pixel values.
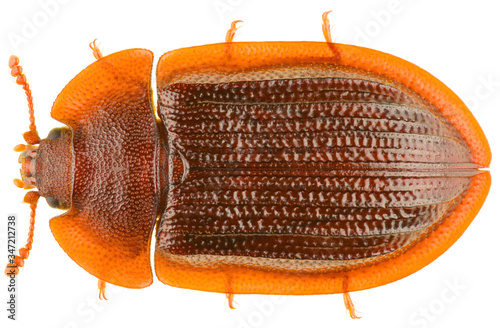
left=9, top=55, right=40, bottom=145
left=5, top=191, right=39, bottom=276
left=6, top=56, right=41, bottom=277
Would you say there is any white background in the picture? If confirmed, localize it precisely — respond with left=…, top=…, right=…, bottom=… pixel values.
left=0, top=1, right=499, bottom=328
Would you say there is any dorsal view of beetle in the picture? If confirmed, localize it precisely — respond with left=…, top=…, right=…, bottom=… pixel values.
left=5, top=11, right=491, bottom=319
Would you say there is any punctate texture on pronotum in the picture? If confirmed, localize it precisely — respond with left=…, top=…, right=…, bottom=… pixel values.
left=6, top=13, right=491, bottom=318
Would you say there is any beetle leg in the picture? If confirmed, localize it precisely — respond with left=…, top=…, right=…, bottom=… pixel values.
left=98, top=279, right=108, bottom=300
left=89, top=39, right=104, bottom=60
left=343, top=292, right=361, bottom=319
left=226, top=293, right=237, bottom=309
left=225, top=20, right=243, bottom=42
left=322, top=10, right=333, bottom=43
left=342, top=275, right=361, bottom=319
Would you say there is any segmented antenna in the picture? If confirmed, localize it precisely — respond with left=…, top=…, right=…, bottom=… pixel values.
left=5, top=192, right=39, bottom=276
left=9, top=55, right=40, bottom=145
left=5, top=56, right=41, bottom=277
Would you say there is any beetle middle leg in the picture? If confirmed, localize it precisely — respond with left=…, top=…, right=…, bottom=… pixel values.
left=224, top=274, right=237, bottom=309
left=225, top=20, right=243, bottom=42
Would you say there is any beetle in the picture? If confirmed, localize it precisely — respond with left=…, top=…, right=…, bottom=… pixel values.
left=5, top=12, right=491, bottom=318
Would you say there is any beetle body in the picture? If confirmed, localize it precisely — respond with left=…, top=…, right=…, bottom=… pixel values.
left=10, top=32, right=491, bottom=311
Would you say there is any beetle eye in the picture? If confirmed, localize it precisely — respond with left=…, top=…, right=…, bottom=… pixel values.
left=46, top=196, right=61, bottom=209
left=47, top=128, right=62, bottom=140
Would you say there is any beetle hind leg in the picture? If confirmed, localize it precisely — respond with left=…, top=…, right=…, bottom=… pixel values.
left=343, top=292, right=361, bottom=319
left=342, top=275, right=361, bottom=319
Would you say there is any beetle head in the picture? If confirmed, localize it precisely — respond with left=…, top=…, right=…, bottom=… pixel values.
left=17, top=127, right=73, bottom=209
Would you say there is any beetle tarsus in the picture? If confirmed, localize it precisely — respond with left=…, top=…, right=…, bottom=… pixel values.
left=89, top=39, right=104, bottom=60
left=225, top=20, right=243, bottom=42
left=322, top=10, right=333, bottom=43
left=98, top=279, right=108, bottom=300
left=343, top=292, right=361, bottom=319
left=226, top=293, right=237, bottom=309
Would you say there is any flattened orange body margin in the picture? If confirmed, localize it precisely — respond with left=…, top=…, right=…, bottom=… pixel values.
left=154, top=42, right=491, bottom=294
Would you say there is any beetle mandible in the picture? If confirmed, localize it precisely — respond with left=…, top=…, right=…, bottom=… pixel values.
left=5, top=12, right=491, bottom=318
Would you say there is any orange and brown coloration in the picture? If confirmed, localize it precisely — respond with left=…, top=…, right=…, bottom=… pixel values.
left=154, top=41, right=491, bottom=295
left=7, top=13, right=490, bottom=318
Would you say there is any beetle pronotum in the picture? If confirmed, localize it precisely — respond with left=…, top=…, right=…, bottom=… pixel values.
left=6, top=12, right=491, bottom=318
